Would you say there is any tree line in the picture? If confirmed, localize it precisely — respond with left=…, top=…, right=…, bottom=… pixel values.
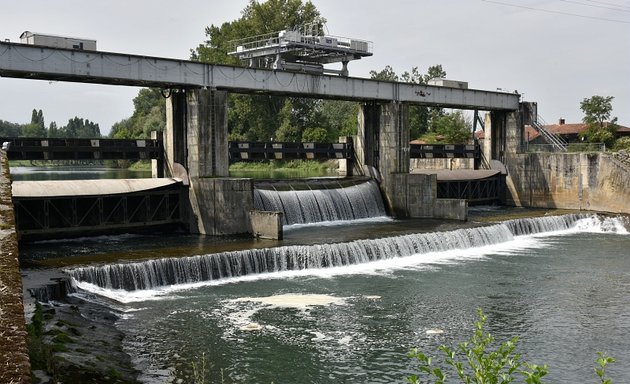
left=0, top=109, right=101, bottom=139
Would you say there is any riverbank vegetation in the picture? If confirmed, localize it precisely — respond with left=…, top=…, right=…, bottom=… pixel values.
left=407, top=309, right=615, bottom=384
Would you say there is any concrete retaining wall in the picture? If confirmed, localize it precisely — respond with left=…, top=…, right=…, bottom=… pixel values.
left=505, top=152, right=630, bottom=214
left=0, top=151, right=31, bottom=383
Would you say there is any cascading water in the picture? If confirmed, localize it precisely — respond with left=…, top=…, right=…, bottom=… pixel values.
left=253, top=180, right=387, bottom=225
left=66, top=213, right=627, bottom=292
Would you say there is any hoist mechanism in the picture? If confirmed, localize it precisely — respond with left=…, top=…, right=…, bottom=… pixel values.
left=228, top=24, right=373, bottom=76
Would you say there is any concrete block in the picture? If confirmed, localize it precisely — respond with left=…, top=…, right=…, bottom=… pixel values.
left=406, top=173, right=436, bottom=218
left=434, top=199, right=468, bottom=221
left=188, top=177, right=253, bottom=236
left=250, top=210, right=283, bottom=240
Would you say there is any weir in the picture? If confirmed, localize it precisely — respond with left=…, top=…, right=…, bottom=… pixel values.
left=67, top=214, right=592, bottom=291
left=254, top=180, right=387, bottom=225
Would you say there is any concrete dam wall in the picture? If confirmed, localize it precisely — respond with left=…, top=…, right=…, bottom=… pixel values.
left=505, top=152, right=630, bottom=214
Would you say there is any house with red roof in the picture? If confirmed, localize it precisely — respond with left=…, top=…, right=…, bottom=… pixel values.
left=474, top=118, right=630, bottom=144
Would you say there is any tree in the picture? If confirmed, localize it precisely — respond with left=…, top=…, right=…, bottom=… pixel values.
left=0, top=120, right=24, bottom=137
left=275, top=99, right=301, bottom=142
left=431, top=110, right=471, bottom=144
left=60, top=117, right=101, bottom=138
left=370, top=65, right=447, bottom=139
left=23, top=109, right=47, bottom=137
left=579, top=95, right=618, bottom=146
left=48, top=121, right=59, bottom=138
left=109, top=88, right=165, bottom=139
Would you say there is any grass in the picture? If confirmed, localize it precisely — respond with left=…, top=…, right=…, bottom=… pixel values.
left=229, top=159, right=332, bottom=172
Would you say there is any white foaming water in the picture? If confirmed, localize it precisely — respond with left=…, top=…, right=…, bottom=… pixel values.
left=66, top=214, right=628, bottom=303
left=254, top=180, right=387, bottom=225
left=572, top=216, right=629, bottom=234
left=284, top=216, right=394, bottom=231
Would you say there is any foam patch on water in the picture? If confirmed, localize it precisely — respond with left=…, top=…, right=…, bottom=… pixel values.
left=230, top=293, right=348, bottom=311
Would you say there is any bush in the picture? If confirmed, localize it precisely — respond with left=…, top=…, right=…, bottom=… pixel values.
left=407, top=309, right=616, bottom=383
left=612, top=137, right=630, bottom=152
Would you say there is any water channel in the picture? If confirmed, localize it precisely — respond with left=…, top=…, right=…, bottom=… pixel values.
left=14, top=166, right=630, bottom=383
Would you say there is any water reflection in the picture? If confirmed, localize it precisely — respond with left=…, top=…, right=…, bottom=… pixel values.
left=10, top=165, right=151, bottom=181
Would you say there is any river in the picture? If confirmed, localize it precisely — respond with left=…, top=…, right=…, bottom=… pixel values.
left=14, top=166, right=630, bottom=383
left=19, top=213, right=629, bottom=384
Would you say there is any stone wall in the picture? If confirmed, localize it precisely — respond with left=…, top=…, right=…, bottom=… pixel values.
left=505, top=152, right=630, bottom=214
left=0, top=150, right=31, bottom=383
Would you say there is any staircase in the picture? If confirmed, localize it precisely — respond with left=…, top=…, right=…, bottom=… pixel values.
left=531, top=115, right=568, bottom=152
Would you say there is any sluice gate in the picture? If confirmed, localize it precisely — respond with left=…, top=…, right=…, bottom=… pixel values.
left=412, top=169, right=505, bottom=205
left=12, top=179, right=185, bottom=240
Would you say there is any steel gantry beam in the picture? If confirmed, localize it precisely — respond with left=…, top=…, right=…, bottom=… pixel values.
left=0, top=42, right=520, bottom=111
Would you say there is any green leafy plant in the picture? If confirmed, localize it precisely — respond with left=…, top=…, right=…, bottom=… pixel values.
left=595, top=352, right=615, bottom=384
left=407, top=309, right=548, bottom=383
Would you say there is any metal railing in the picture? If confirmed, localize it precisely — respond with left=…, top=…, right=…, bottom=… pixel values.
left=531, top=115, right=568, bottom=152
left=521, top=142, right=606, bottom=153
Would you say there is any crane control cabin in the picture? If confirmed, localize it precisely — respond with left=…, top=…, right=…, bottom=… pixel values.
left=228, top=24, right=373, bottom=76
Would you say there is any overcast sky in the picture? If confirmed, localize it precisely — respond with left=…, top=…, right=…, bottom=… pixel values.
left=1, top=0, right=628, bottom=135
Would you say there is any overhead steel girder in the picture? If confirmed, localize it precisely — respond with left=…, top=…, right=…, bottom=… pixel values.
left=0, top=42, right=520, bottom=111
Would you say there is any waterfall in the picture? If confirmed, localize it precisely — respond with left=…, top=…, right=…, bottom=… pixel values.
left=65, top=214, right=617, bottom=292
left=254, top=180, right=387, bottom=225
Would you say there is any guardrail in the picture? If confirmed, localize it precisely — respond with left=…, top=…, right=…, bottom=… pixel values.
left=521, top=143, right=606, bottom=153
left=228, top=141, right=353, bottom=162
left=409, top=143, right=480, bottom=159
left=0, top=137, right=163, bottom=161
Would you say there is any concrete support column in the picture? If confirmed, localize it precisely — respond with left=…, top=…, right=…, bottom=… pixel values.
left=165, top=89, right=254, bottom=236
left=164, top=90, right=187, bottom=177
left=358, top=101, right=410, bottom=217
left=186, top=89, right=229, bottom=178
left=356, top=101, right=380, bottom=170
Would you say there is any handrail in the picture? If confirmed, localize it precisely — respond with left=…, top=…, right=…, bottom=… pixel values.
left=531, top=115, right=567, bottom=152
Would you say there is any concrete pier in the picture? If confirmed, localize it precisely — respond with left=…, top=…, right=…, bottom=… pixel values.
left=166, top=89, right=255, bottom=236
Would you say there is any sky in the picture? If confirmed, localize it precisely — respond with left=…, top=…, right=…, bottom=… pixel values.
left=1, top=0, right=628, bottom=135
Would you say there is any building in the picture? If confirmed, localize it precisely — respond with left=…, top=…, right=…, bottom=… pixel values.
left=526, top=119, right=630, bottom=144
left=20, top=31, right=96, bottom=51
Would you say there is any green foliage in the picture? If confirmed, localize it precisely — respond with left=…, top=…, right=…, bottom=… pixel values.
left=407, top=309, right=548, bottom=384
left=579, top=96, right=618, bottom=146
left=60, top=117, right=101, bottom=138
left=109, top=88, right=165, bottom=139
left=370, top=65, right=447, bottom=139
left=612, top=136, right=630, bottom=152
left=302, top=127, right=328, bottom=142
left=595, top=352, right=615, bottom=384
left=0, top=119, right=23, bottom=136
left=23, top=108, right=47, bottom=137
left=431, top=111, right=472, bottom=144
